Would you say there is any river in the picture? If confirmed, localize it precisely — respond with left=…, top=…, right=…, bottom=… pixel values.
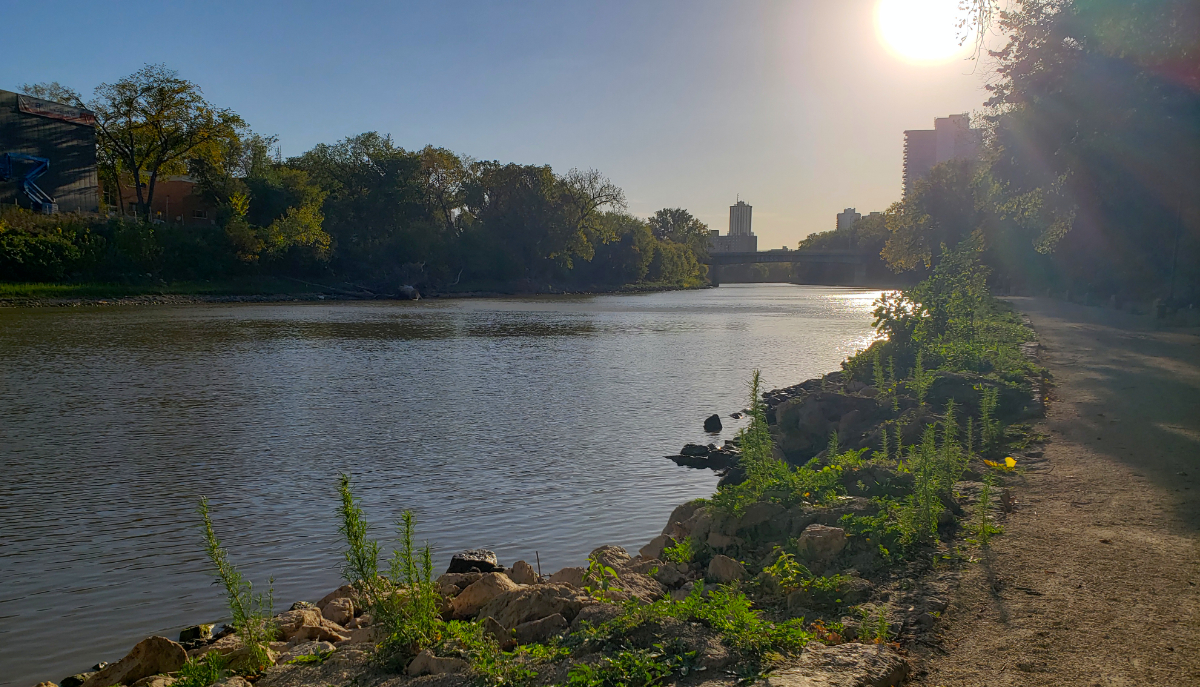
left=0, top=283, right=881, bottom=683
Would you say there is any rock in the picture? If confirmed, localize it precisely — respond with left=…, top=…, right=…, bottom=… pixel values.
left=707, top=555, right=746, bottom=583
left=346, top=612, right=373, bottom=629
left=317, top=584, right=360, bottom=610
left=277, top=640, right=335, bottom=665
left=513, top=613, right=568, bottom=645
left=477, top=583, right=590, bottom=629
left=61, top=677, right=93, bottom=687
left=639, top=534, right=674, bottom=561
left=614, top=568, right=667, bottom=601
left=129, top=676, right=176, bottom=687
left=211, top=678, right=252, bottom=687
left=178, top=624, right=212, bottom=643
left=570, top=603, right=622, bottom=630
left=680, top=443, right=710, bottom=456
left=763, top=642, right=908, bottom=686
left=796, top=524, right=847, bottom=563
left=322, top=597, right=355, bottom=626
left=339, top=626, right=382, bottom=645
left=447, top=549, right=503, bottom=574
left=398, top=285, right=420, bottom=300
left=704, top=414, right=723, bottom=432
left=34, top=683, right=58, bottom=687
left=661, top=501, right=706, bottom=536
left=289, top=600, right=316, bottom=611
left=707, top=531, right=740, bottom=550
left=186, top=634, right=241, bottom=659
left=480, top=616, right=515, bottom=650
left=274, top=608, right=349, bottom=643
left=407, top=649, right=468, bottom=676
left=589, top=545, right=632, bottom=570
left=450, top=572, right=522, bottom=618
left=774, top=392, right=884, bottom=463
left=652, top=561, right=685, bottom=587
left=79, top=637, right=187, bottom=687
left=547, top=566, right=586, bottom=588
left=508, top=560, right=538, bottom=585
left=737, top=501, right=786, bottom=531
left=437, top=572, right=483, bottom=597
left=224, top=644, right=277, bottom=674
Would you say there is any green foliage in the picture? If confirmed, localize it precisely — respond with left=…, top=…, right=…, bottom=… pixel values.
left=286, top=647, right=335, bottom=665
left=567, top=641, right=698, bottom=687
left=972, top=475, right=1003, bottom=546
left=582, top=554, right=623, bottom=601
left=334, top=474, right=442, bottom=668
left=197, top=498, right=276, bottom=673
left=763, top=551, right=812, bottom=591
left=978, top=385, right=1001, bottom=453
left=173, top=653, right=228, bottom=687
left=660, top=537, right=694, bottom=565
left=441, top=620, right=539, bottom=686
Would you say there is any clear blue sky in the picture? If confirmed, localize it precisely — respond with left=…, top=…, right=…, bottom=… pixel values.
left=1, top=0, right=997, bottom=248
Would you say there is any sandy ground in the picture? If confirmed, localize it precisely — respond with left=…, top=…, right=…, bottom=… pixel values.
left=910, top=298, right=1200, bottom=686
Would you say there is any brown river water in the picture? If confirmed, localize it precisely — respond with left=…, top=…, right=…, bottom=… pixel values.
left=0, top=283, right=881, bottom=684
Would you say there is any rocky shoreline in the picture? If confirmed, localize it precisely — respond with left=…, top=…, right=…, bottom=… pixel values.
left=35, top=358, right=1044, bottom=687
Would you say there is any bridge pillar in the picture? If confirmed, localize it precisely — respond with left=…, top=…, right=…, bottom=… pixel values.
left=709, top=264, right=720, bottom=286
left=853, top=263, right=868, bottom=286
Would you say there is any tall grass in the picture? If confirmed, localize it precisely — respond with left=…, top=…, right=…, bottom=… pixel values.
left=197, top=498, right=275, bottom=672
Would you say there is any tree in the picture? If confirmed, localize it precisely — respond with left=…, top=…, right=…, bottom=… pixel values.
left=18, top=82, right=83, bottom=107
left=88, top=64, right=245, bottom=218
left=882, top=159, right=984, bottom=272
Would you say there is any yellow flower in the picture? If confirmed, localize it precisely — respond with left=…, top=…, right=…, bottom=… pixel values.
left=1005, top=456, right=1017, bottom=469
left=983, top=459, right=1000, bottom=468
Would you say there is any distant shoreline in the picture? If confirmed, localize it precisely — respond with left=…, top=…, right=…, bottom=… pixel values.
left=0, top=281, right=712, bottom=309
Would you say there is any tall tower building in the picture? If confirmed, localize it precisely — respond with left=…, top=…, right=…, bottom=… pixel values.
left=729, top=200, right=753, bottom=236
left=709, top=199, right=758, bottom=253
left=836, top=208, right=861, bottom=232
left=903, top=114, right=981, bottom=196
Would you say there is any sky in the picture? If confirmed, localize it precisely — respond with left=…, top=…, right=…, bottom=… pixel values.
left=1, top=0, right=1005, bottom=249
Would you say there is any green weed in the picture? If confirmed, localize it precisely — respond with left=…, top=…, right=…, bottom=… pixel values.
left=173, top=653, right=228, bottom=687
left=661, top=537, right=694, bottom=565
left=197, top=498, right=276, bottom=673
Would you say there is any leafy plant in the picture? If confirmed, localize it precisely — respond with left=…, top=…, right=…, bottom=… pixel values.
left=582, top=554, right=623, bottom=601
left=286, top=648, right=336, bottom=665
left=661, top=537, right=694, bottom=565
left=566, top=641, right=697, bottom=687
left=197, top=498, right=276, bottom=673
left=173, top=653, right=228, bottom=687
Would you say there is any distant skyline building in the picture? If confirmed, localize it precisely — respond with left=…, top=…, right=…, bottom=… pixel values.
left=709, top=198, right=758, bottom=253
left=836, top=207, right=861, bottom=232
left=903, top=113, right=981, bottom=197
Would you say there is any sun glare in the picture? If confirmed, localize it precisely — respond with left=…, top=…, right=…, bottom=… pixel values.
left=876, top=0, right=974, bottom=64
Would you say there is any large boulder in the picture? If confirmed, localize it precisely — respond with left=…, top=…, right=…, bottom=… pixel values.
left=275, top=608, right=349, bottom=643
left=773, top=392, right=885, bottom=462
left=661, top=501, right=706, bottom=536
left=513, top=613, right=569, bottom=645
left=446, top=549, right=504, bottom=574
left=796, top=525, right=847, bottom=563
left=477, top=583, right=590, bottom=629
left=407, top=649, right=468, bottom=676
left=507, top=560, right=539, bottom=585
left=436, top=572, right=482, bottom=598
left=79, top=637, right=187, bottom=687
left=317, top=584, right=360, bottom=610
left=548, top=566, right=585, bottom=588
left=763, top=641, right=908, bottom=687
left=276, top=641, right=335, bottom=665
left=589, top=545, right=632, bottom=570
left=704, top=414, right=723, bottom=432
left=322, top=597, right=355, bottom=626
left=639, top=534, right=675, bottom=561
left=706, top=555, right=746, bottom=584
left=450, top=572, right=523, bottom=619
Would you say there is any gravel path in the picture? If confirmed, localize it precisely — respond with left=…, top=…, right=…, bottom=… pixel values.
left=913, top=297, right=1200, bottom=686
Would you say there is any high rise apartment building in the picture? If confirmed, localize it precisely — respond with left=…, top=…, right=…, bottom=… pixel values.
left=903, top=114, right=981, bottom=196
left=836, top=208, right=861, bottom=232
left=709, top=199, right=758, bottom=253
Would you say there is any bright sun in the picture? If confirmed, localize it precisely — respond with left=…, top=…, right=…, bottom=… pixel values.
left=876, top=0, right=975, bottom=64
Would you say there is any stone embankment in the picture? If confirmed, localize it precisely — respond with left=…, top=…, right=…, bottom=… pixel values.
left=39, top=363, right=1048, bottom=687
left=37, top=510, right=912, bottom=687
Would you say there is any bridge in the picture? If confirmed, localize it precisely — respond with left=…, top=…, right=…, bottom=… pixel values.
left=705, top=249, right=871, bottom=285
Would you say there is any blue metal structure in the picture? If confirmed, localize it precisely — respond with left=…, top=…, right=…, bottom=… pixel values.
left=0, top=153, right=58, bottom=213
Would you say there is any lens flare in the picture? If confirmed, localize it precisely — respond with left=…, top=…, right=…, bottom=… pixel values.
left=876, top=0, right=975, bottom=64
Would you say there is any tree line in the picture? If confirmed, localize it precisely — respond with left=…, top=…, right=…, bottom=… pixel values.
left=802, top=0, right=1199, bottom=303
left=4, top=67, right=710, bottom=291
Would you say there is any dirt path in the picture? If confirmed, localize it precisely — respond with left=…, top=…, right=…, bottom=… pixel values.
left=912, top=297, right=1200, bottom=686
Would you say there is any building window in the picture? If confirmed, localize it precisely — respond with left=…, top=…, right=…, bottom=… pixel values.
left=193, top=209, right=208, bottom=219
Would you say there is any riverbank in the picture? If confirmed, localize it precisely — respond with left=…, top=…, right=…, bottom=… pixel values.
left=0, top=279, right=708, bottom=308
